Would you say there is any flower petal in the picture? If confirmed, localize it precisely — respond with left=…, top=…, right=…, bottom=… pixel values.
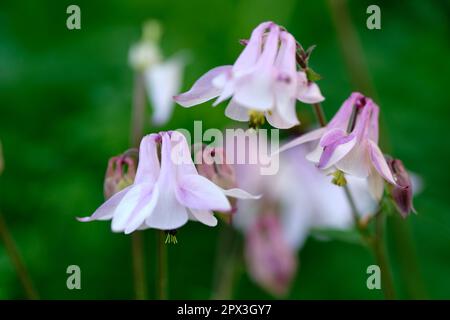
left=318, top=135, right=357, bottom=169
left=297, top=72, right=325, bottom=104
left=124, top=184, right=160, bottom=234
left=233, top=25, right=279, bottom=110
left=189, top=209, right=218, bottom=227
left=233, top=21, right=271, bottom=74
left=145, top=58, right=183, bottom=125
left=367, top=167, right=384, bottom=200
left=224, top=99, right=250, bottom=122
left=174, top=65, right=231, bottom=107
left=145, top=132, right=189, bottom=230
left=111, top=183, right=152, bottom=232
left=335, top=140, right=371, bottom=178
left=176, top=174, right=231, bottom=212
left=368, top=140, right=396, bottom=185
left=222, top=188, right=261, bottom=199
left=266, top=105, right=299, bottom=129
left=135, top=134, right=160, bottom=185
left=77, top=186, right=132, bottom=222
left=273, top=127, right=326, bottom=155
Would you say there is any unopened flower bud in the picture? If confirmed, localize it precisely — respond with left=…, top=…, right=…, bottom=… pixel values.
left=104, top=150, right=137, bottom=200
left=386, top=157, right=415, bottom=218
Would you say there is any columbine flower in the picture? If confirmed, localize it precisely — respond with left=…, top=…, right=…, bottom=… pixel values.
left=233, top=142, right=377, bottom=296
left=245, top=213, right=297, bottom=297
left=79, top=131, right=256, bottom=233
left=277, top=92, right=397, bottom=200
left=386, top=157, right=416, bottom=218
left=129, top=20, right=184, bottom=125
left=174, top=21, right=324, bottom=129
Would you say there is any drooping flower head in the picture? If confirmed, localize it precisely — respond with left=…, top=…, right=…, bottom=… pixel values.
left=79, top=131, right=257, bottom=233
left=174, top=21, right=324, bottom=129
left=277, top=92, right=397, bottom=200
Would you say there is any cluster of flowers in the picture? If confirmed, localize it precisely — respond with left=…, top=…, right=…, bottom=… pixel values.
left=79, top=21, right=415, bottom=296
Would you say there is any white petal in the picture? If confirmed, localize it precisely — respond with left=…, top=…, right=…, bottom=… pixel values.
left=77, top=186, right=132, bottom=222
left=145, top=58, right=183, bottom=125
left=174, top=65, right=231, bottom=107
left=111, top=183, right=152, bottom=232
left=272, top=128, right=326, bottom=156
left=224, top=99, right=249, bottom=122
left=189, top=209, right=218, bottom=227
left=222, top=188, right=261, bottom=199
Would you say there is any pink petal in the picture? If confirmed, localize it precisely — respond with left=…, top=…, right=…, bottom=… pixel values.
left=368, top=140, right=396, bottom=185
left=124, top=185, right=160, bottom=234
left=224, top=99, right=249, bottom=122
left=335, top=140, right=371, bottom=178
left=274, top=128, right=326, bottom=155
left=176, top=174, right=231, bottom=212
left=189, top=209, right=218, bottom=227
left=367, top=167, right=384, bottom=200
left=145, top=189, right=189, bottom=230
left=170, top=131, right=198, bottom=177
left=174, top=65, right=232, bottom=107
left=297, top=72, right=325, bottom=104
left=222, top=188, right=261, bottom=199
left=318, top=136, right=357, bottom=170
left=233, top=21, right=272, bottom=74
left=77, top=186, right=132, bottom=222
left=266, top=105, right=299, bottom=129
left=111, top=183, right=152, bottom=232
left=134, top=134, right=160, bottom=185
left=327, top=92, right=363, bottom=130
left=233, top=25, right=279, bottom=110
left=145, top=132, right=189, bottom=230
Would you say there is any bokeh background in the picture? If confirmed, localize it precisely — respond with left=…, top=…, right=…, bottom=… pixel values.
left=0, top=0, right=449, bottom=299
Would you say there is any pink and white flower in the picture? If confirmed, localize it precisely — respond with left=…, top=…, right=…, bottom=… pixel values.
left=78, top=131, right=256, bottom=233
left=277, top=92, right=397, bottom=200
left=174, top=21, right=324, bottom=129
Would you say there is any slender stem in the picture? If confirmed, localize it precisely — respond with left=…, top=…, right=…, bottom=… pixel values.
left=131, top=233, right=147, bottom=299
left=156, top=231, right=168, bottom=300
left=373, top=211, right=396, bottom=299
left=312, top=102, right=396, bottom=299
left=211, top=224, right=240, bottom=300
left=0, top=212, right=39, bottom=299
left=327, top=0, right=423, bottom=299
left=312, top=103, right=327, bottom=127
left=129, top=71, right=148, bottom=300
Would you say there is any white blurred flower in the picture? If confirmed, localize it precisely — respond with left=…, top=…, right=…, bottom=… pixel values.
left=129, top=20, right=185, bottom=125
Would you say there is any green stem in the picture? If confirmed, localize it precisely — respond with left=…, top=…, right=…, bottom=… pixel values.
left=312, top=103, right=396, bottom=299
left=129, top=71, right=148, bottom=300
left=0, top=211, right=39, bottom=299
left=157, top=231, right=168, bottom=300
left=372, top=211, right=396, bottom=299
left=211, top=224, right=240, bottom=300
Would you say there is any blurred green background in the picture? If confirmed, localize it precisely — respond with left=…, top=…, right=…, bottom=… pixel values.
left=0, top=0, right=449, bottom=299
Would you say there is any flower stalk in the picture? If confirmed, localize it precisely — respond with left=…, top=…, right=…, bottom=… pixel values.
left=0, top=211, right=39, bottom=299
left=130, top=71, right=148, bottom=300
left=157, top=230, right=168, bottom=299
left=311, top=101, right=396, bottom=299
